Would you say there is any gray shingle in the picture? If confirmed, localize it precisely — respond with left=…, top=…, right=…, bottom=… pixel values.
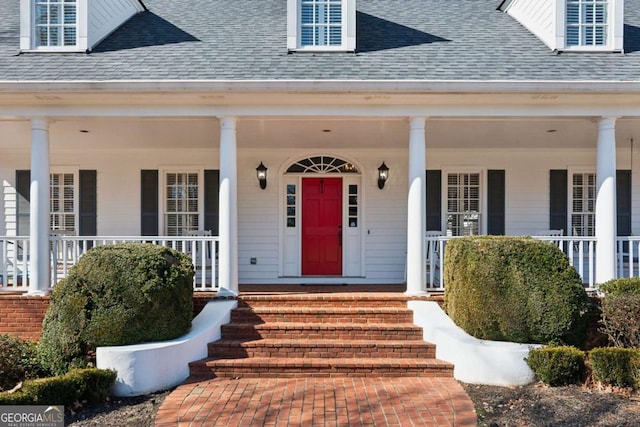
left=1, top=0, right=639, bottom=82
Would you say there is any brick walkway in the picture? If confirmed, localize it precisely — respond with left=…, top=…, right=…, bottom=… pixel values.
left=155, top=377, right=477, bottom=426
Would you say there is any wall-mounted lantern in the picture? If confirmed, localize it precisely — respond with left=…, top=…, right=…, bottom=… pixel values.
left=377, top=162, right=389, bottom=189
left=256, top=162, right=268, bottom=189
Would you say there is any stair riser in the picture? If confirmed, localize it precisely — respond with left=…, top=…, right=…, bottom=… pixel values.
left=237, top=300, right=408, bottom=309
left=230, top=312, right=414, bottom=324
left=188, top=366, right=453, bottom=379
left=209, top=347, right=436, bottom=359
left=220, top=327, right=424, bottom=341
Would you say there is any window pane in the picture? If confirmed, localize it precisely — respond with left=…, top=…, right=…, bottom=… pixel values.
left=49, top=5, right=61, bottom=25
left=64, top=27, right=76, bottom=46
left=64, top=5, right=76, bottom=25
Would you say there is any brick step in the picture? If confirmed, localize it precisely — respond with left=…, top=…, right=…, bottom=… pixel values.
left=230, top=306, right=414, bottom=324
left=236, top=294, right=410, bottom=308
left=208, top=339, right=436, bottom=359
left=189, top=357, right=454, bottom=379
left=220, top=322, right=424, bottom=341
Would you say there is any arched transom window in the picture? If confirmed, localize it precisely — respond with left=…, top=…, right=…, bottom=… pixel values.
left=286, top=156, right=359, bottom=174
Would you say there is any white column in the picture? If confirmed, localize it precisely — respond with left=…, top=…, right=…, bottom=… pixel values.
left=28, top=118, right=50, bottom=295
left=218, top=117, right=239, bottom=295
left=595, top=116, right=618, bottom=285
left=406, top=117, right=427, bottom=295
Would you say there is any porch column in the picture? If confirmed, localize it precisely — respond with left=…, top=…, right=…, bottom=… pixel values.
left=28, top=118, right=50, bottom=295
left=406, top=117, right=427, bottom=295
left=218, top=117, right=239, bottom=295
left=595, top=117, right=618, bottom=285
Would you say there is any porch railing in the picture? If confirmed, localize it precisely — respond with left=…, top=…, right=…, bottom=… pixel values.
left=0, top=237, right=30, bottom=292
left=50, top=236, right=219, bottom=291
left=426, top=235, right=598, bottom=291
left=616, top=236, right=640, bottom=279
left=0, top=235, right=219, bottom=292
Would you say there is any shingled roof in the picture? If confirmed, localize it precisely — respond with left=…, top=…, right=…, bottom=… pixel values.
left=1, top=0, right=640, bottom=82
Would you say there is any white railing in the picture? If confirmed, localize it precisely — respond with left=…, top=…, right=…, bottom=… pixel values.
left=616, top=236, right=640, bottom=279
left=0, top=237, right=31, bottom=292
left=49, top=236, right=220, bottom=291
left=425, top=235, right=598, bottom=291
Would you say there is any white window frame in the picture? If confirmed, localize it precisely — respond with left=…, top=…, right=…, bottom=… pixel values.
left=557, top=0, right=624, bottom=52
left=442, top=168, right=484, bottom=237
left=287, top=0, right=356, bottom=52
left=568, top=169, right=596, bottom=237
left=161, top=169, right=204, bottom=237
left=20, top=0, right=87, bottom=52
left=49, top=167, right=78, bottom=233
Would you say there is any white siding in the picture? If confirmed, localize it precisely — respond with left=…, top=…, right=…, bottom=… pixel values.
left=88, top=0, right=143, bottom=50
left=504, top=0, right=558, bottom=50
left=1, top=131, right=637, bottom=285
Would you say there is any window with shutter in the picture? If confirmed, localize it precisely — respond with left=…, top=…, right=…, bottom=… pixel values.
left=34, top=0, right=78, bottom=48
left=49, top=172, right=76, bottom=232
left=571, top=172, right=596, bottom=236
left=566, top=0, right=608, bottom=47
left=165, top=172, right=200, bottom=236
left=446, top=172, right=481, bottom=237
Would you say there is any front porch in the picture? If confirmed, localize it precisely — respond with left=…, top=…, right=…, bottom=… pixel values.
left=1, top=88, right=639, bottom=296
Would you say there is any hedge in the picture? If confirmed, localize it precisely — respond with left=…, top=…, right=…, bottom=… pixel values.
left=0, top=368, right=116, bottom=406
left=39, top=243, right=194, bottom=375
left=444, top=236, right=590, bottom=346
left=526, top=346, right=586, bottom=386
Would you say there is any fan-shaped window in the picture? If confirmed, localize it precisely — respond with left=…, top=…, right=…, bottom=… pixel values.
left=286, top=156, right=359, bottom=174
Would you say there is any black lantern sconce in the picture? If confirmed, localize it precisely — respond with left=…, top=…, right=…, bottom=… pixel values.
left=256, top=162, right=268, bottom=189
left=377, top=162, right=389, bottom=189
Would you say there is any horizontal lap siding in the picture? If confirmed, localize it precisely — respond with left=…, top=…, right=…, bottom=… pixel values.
left=363, top=155, right=407, bottom=281
left=237, top=155, right=280, bottom=281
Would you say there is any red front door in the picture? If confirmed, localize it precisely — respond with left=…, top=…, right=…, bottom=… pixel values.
left=302, top=177, right=342, bottom=275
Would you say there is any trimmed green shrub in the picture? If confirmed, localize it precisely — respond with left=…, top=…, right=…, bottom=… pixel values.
left=600, top=277, right=640, bottom=297
left=39, top=243, right=194, bottom=375
left=590, top=347, right=640, bottom=389
left=0, top=335, right=48, bottom=391
left=599, top=278, right=640, bottom=348
left=444, top=236, right=590, bottom=346
left=526, top=346, right=586, bottom=386
left=0, top=368, right=116, bottom=406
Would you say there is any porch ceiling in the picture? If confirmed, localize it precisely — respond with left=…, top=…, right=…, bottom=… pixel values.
left=0, top=117, right=638, bottom=150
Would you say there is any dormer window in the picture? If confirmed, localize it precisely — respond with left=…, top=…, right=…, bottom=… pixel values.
left=566, top=0, right=608, bottom=47
left=21, top=0, right=144, bottom=53
left=501, top=0, right=623, bottom=52
left=35, top=0, right=78, bottom=47
left=301, top=0, right=342, bottom=47
left=287, top=0, right=356, bottom=52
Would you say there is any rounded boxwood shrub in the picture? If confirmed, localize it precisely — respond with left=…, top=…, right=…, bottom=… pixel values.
left=599, top=278, right=640, bottom=348
left=589, top=347, right=640, bottom=389
left=39, top=243, right=194, bottom=375
left=444, top=236, right=590, bottom=346
left=526, top=346, right=586, bottom=386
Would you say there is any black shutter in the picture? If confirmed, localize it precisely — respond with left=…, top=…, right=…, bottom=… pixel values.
left=487, top=170, right=505, bottom=235
left=79, top=170, right=97, bottom=236
left=550, top=170, right=568, bottom=233
left=204, top=170, right=220, bottom=235
left=16, top=170, right=31, bottom=235
left=141, top=170, right=159, bottom=236
left=426, top=170, right=441, bottom=231
left=617, top=170, right=631, bottom=236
